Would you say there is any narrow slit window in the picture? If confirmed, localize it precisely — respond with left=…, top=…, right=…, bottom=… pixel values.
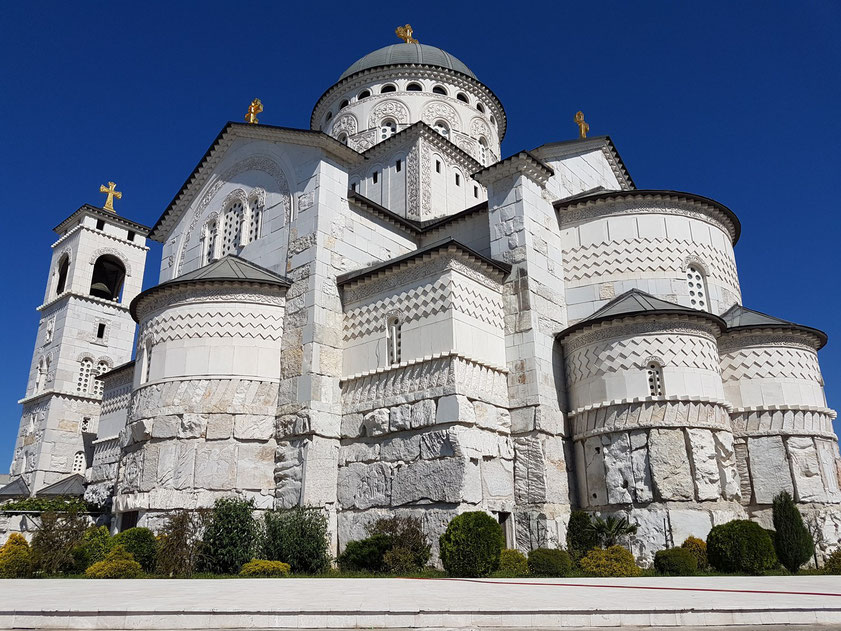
left=96, top=323, right=106, bottom=339
left=386, top=316, right=402, bottom=365
left=435, top=160, right=441, bottom=173
left=127, top=230, right=135, bottom=242
left=373, top=171, right=379, bottom=184
left=474, top=185, right=479, bottom=198
left=96, top=219, right=105, bottom=231
left=395, top=159, right=401, bottom=172
left=455, top=173, right=461, bottom=186
left=647, top=362, right=664, bottom=396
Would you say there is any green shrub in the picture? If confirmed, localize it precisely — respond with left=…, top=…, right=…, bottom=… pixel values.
left=497, top=549, right=529, bottom=576
left=566, top=511, right=598, bottom=564
left=707, top=520, right=778, bottom=575
left=239, top=559, right=291, bottom=577
left=31, top=510, right=89, bottom=575
left=580, top=545, right=641, bottom=577
left=1, top=496, right=90, bottom=513
left=772, top=491, right=815, bottom=573
left=114, top=527, right=157, bottom=573
left=85, top=545, right=143, bottom=579
left=527, top=548, right=572, bottom=577
left=823, top=548, right=841, bottom=574
left=681, top=536, right=708, bottom=570
left=370, top=516, right=431, bottom=573
left=439, top=511, right=504, bottom=578
left=337, top=534, right=392, bottom=572
left=73, top=526, right=113, bottom=571
left=654, top=547, right=697, bottom=576
left=261, top=508, right=330, bottom=574
left=155, top=510, right=205, bottom=578
left=0, top=533, right=32, bottom=578
left=200, top=497, right=257, bottom=574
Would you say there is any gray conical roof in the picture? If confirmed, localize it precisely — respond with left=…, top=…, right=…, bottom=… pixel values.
left=174, top=255, right=288, bottom=285
left=37, top=474, right=86, bottom=497
left=0, top=476, right=30, bottom=498
left=340, top=43, right=476, bottom=80
left=721, top=304, right=827, bottom=348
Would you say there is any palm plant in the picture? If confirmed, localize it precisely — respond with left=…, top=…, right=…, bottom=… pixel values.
left=587, top=515, right=638, bottom=547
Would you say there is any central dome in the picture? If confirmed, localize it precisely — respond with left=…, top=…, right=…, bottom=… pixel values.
left=339, top=43, right=477, bottom=81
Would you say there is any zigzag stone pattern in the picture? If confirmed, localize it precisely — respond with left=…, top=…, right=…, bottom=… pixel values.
left=142, top=309, right=284, bottom=343
left=720, top=346, right=823, bottom=382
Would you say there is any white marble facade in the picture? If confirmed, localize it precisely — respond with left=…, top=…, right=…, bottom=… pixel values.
left=6, top=41, right=841, bottom=562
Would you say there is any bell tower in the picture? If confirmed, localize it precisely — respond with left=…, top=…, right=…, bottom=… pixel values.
left=9, top=190, right=149, bottom=494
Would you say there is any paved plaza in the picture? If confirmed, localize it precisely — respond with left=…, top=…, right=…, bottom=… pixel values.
left=1, top=576, right=840, bottom=628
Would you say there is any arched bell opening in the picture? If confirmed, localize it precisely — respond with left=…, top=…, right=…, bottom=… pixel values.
left=89, top=255, right=126, bottom=301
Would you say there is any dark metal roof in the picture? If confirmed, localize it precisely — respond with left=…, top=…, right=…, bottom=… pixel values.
left=348, top=190, right=489, bottom=236
left=53, top=204, right=152, bottom=236
left=130, top=256, right=291, bottom=321
left=721, top=304, right=827, bottom=349
left=37, top=474, right=86, bottom=497
left=340, top=43, right=477, bottom=81
left=0, top=476, right=30, bottom=499
left=336, top=238, right=510, bottom=286
left=555, top=189, right=741, bottom=245
left=558, top=289, right=726, bottom=340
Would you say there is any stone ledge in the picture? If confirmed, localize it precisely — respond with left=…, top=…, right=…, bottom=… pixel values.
left=568, top=395, right=733, bottom=418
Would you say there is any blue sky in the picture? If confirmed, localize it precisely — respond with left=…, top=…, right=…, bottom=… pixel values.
left=1, top=2, right=839, bottom=468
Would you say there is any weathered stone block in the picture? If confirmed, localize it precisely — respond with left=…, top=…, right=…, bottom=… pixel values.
left=178, top=414, right=207, bottom=439
left=338, top=441, right=380, bottom=465
left=411, top=399, right=437, bottom=429
left=630, top=429, right=653, bottom=503
left=481, top=458, right=514, bottom=499
left=151, top=415, right=179, bottom=439
left=194, top=443, right=237, bottom=490
left=392, top=459, right=466, bottom=505
left=687, top=429, right=721, bottom=501
left=389, top=404, right=413, bottom=432
left=583, top=436, right=608, bottom=506
left=381, top=434, right=421, bottom=462
left=237, top=444, right=276, bottom=490
left=669, top=509, right=713, bottom=546
left=234, top=414, right=275, bottom=441
left=748, top=435, right=794, bottom=504
left=300, top=436, right=339, bottom=505
left=788, top=436, right=827, bottom=502
left=474, top=401, right=498, bottom=430
left=420, top=430, right=455, bottom=459
left=338, top=462, right=392, bottom=509
left=713, top=431, right=741, bottom=502
left=648, top=429, right=693, bottom=501
left=362, top=409, right=389, bottom=436
left=205, top=414, right=233, bottom=440
left=602, top=432, right=633, bottom=505
left=275, top=440, right=303, bottom=508
left=436, top=395, right=474, bottom=425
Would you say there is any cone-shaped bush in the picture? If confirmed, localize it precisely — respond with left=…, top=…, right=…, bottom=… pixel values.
left=772, top=491, right=814, bottom=573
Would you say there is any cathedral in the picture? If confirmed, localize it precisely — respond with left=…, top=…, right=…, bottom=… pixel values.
left=4, top=30, right=841, bottom=563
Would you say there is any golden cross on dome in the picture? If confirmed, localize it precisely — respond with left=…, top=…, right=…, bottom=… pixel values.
left=575, top=111, right=589, bottom=139
left=395, top=24, right=418, bottom=44
left=99, top=181, right=122, bottom=212
left=245, top=98, right=263, bottom=124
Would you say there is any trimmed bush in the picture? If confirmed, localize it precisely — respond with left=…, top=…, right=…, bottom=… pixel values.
left=338, top=534, right=392, bottom=572
left=85, top=545, right=143, bottom=579
left=566, top=511, right=598, bottom=564
left=31, top=510, right=88, bottom=575
left=654, top=547, right=697, bottom=576
left=262, top=508, right=330, bottom=574
left=73, top=526, right=113, bottom=571
left=239, top=559, right=291, bottom=577
left=681, top=536, right=708, bottom=570
left=527, top=548, right=572, bottom=577
left=439, top=511, right=505, bottom=578
left=0, top=533, right=32, bottom=578
left=370, top=516, right=431, bottom=573
left=114, top=527, right=157, bottom=573
left=497, top=549, right=529, bottom=576
left=707, top=520, right=777, bottom=575
left=772, top=491, right=815, bottom=573
left=823, top=548, right=841, bottom=574
left=155, top=510, right=205, bottom=578
left=200, top=497, right=257, bottom=574
left=580, top=545, right=641, bottom=577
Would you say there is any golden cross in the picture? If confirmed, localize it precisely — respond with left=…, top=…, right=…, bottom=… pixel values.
left=99, top=181, right=122, bottom=212
left=245, top=98, right=263, bottom=124
left=395, top=24, right=418, bottom=44
left=575, top=111, right=589, bottom=139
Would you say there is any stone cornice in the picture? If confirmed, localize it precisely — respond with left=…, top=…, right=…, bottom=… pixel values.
left=51, top=223, right=150, bottom=252
left=347, top=191, right=421, bottom=236
left=37, top=292, right=130, bottom=314
left=472, top=151, right=554, bottom=188
left=729, top=404, right=837, bottom=419
left=559, top=310, right=726, bottom=347
left=567, top=395, right=733, bottom=418
left=150, top=122, right=363, bottom=242
left=18, top=389, right=101, bottom=406
left=53, top=204, right=151, bottom=236
left=719, top=325, right=826, bottom=351
left=311, top=65, right=507, bottom=140
left=340, top=350, right=508, bottom=383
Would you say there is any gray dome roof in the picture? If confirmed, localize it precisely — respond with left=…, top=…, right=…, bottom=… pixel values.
left=339, top=43, right=477, bottom=81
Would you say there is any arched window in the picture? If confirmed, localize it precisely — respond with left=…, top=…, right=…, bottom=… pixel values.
left=89, top=255, right=126, bottom=301
left=337, top=132, right=348, bottom=145
left=380, top=118, right=397, bottom=140
left=490, top=114, right=496, bottom=125
left=248, top=196, right=263, bottom=243
left=139, top=341, right=153, bottom=385
left=203, top=218, right=218, bottom=264
left=93, top=360, right=109, bottom=397
left=433, top=120, right=450, bottom=138
left=478, top=137, right=488, bottom=166
left=340, top=99, right=349, bottom=109
left=686, top=265, right=709, bottom=310
left=55, top=255, right=70, bottom=295
left=77, top=357, right=93, bottom=394
left=432, top=85, right=448, bottom=95
left=647, top=362, right=664, bottom=396
left=456, top=92, right=469, bottom=103
left=358, top=89, right=371, bottom=100
left=380, top=84, right=396, bottom=93
left=406, top=82, right=422, bottom=92
left=386, top=316, right=402, bottom=365
left=35, top=357, right=49, bottom=393
left=221, top=201, right=244, bottom=256
left=72, top=451, right=86, bottom=474
left=476, top=102, right=485, bottom=113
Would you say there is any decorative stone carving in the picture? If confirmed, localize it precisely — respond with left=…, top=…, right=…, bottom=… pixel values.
left=421, top=101, right=461, bottom=131
left=366, top=100, right=409, bottom=130
left=331, top=113, right=358, bottom=138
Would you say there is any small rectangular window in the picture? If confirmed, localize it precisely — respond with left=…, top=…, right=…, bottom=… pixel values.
left=120, top=511, right=139, bottom=532
left=96, top=323, right=106, bottom=339
left=455, top=173, right=461, bottom=186
left=435, top=160, right=441, bottom=173
left=351, top=182, right=357, bottom=192
left=96, top=219, right=105, bottom=231
left=474, top=186, right=479, bottom=198
left=373, top=171, right=379, bottom=184
left=395, top=159, right=401, bottom=172
left=127, top=230, right=135, bottom=242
